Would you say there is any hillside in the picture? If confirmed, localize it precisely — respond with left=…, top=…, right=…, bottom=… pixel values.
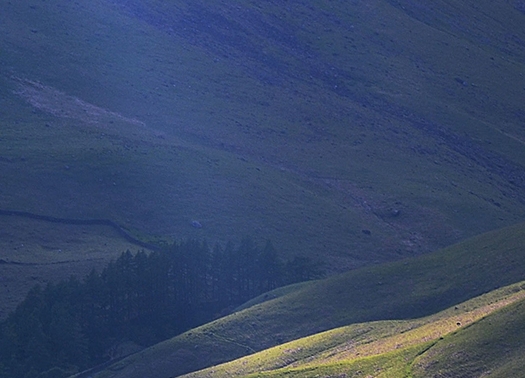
left=412, top=294, right=525, bottom=378
left=92, top=221, right=525, bottom=378
left=180, top=282, right=525, bottom=377
left=1, top=0, right=525, bottom=282
left=0, top=214, right=151, bottom=319
left=2, top=1, right=525, bottom=374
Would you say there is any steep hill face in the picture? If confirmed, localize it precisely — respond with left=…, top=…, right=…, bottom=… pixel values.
left=1, top=0, right=525, bottom=271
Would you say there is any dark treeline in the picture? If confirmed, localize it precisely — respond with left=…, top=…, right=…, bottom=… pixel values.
left=0, top=238, right=323, bottom=378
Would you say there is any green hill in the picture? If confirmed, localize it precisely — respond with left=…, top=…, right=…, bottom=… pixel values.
left=92, top=222, right=525, bottom=378
left=181, top=283, right=525, bottom=377
left=1, top=0, right=525, bottom=278
left=412, top=295, right=525, bottom=378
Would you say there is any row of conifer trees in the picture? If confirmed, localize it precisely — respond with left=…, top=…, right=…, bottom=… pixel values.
left=0, top=237, right=323, bottom=378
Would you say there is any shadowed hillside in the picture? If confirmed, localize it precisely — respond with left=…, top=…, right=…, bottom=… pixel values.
left=1, top=1, right=525, bottom=375
left=1, top=0, right=525, bottom=276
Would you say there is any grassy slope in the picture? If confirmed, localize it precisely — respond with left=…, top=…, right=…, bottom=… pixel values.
left=181, top=282, right=525, bottom=377
left=93, top=222, right=525, bottom=378
left=232, top=286, right=525, bottom=378
left=412, top=297, right=525, bottom=378
left=1, top=0, right=524, bottom=280
left=0, top=215, right=148, bottom=320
